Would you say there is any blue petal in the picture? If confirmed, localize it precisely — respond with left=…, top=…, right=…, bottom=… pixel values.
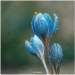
left=34, top=13, right=49, bottom=37
left=31, top=15, right=39, bottom=37
left=50, top=56, right=53, bottom=64
left=43, top=13, right=53, bottom=37
left=34, top=35, right=45, bottom=55
left=56, top=44, right=63, bottom=60
left=52, top=13, right=59, bottom=34
left=30, top=36, right=39, bottom=54
left=25, top=40, right=36, bottom=55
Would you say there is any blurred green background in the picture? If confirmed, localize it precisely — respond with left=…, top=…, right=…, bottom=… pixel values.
left=1, top=1, right=74, bottom=74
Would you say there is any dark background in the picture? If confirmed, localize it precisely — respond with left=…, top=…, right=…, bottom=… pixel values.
left=1, top=1, right=74, bottom=74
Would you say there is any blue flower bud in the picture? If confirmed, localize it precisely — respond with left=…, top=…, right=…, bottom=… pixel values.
left=31, top=13, right=59, bottom=39
left=50, top=43, right=63, bottom=73
left=25, top=35, right=45, bottom=60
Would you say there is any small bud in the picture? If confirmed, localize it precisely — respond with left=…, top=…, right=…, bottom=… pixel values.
left=25, top=35, right=45, bottom=60
left=50, top=43, right=63, bottom=74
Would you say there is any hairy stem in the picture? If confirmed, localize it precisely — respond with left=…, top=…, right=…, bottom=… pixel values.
left=41, top=57, right=49, bottom=75
left=41, top=37, right=53, bottom=74
left=45, top=38, right=53, bottom=74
